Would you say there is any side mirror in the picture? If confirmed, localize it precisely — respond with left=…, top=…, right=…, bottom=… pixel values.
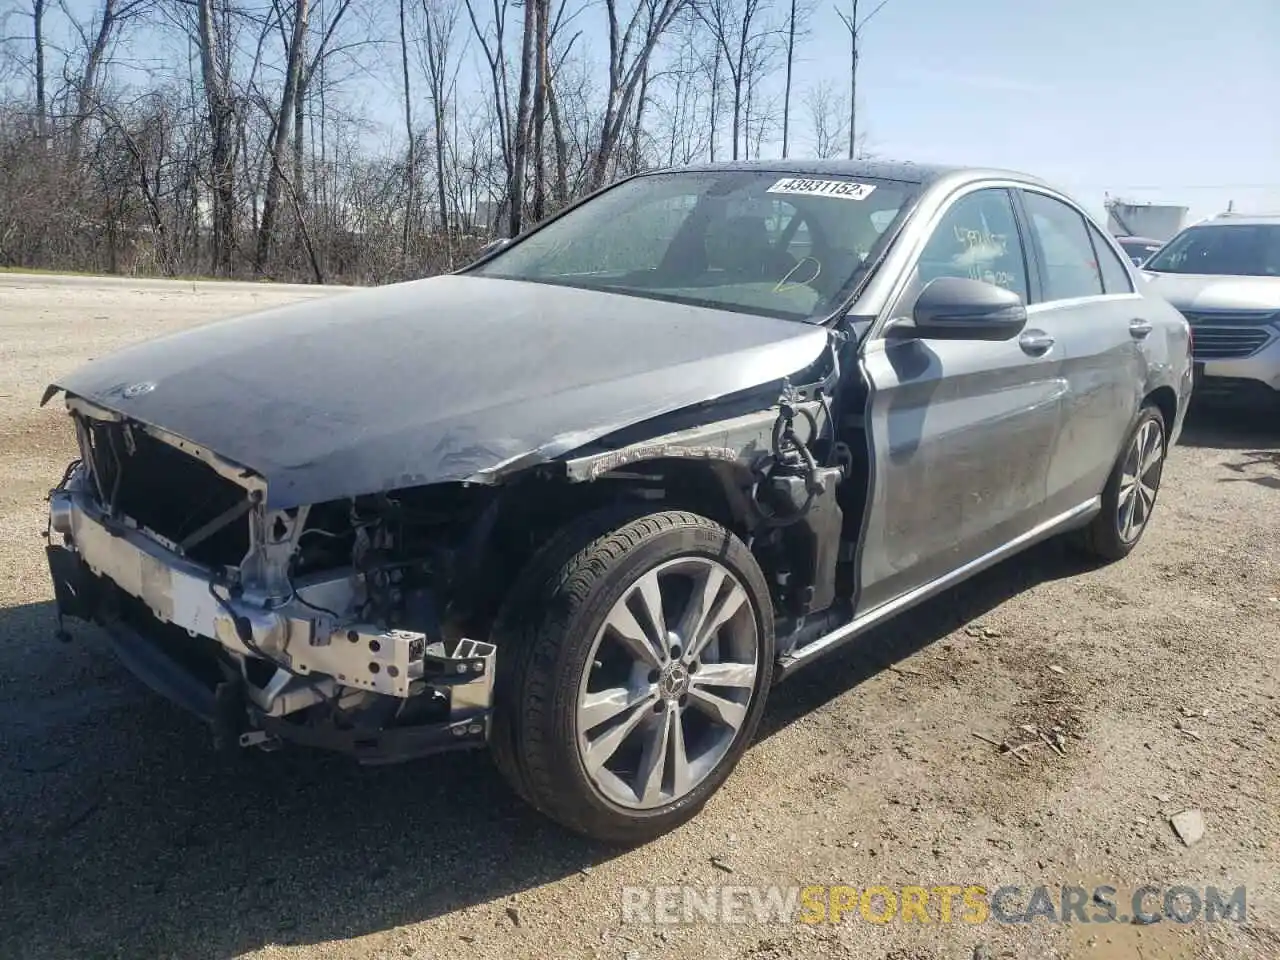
left=480, top=237, right=511, bottom=256
left=909, top=276, right=1027, bottom=341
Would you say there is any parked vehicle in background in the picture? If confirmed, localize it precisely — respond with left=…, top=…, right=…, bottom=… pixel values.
left=1115, top=235, right=1164, bottom=266
left=43, top=161, right=1192, bottom=844
left=1142, top=213, right=1280, bottom=405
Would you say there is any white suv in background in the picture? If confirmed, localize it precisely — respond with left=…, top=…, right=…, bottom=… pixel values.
left=1143, top=213, right=1280, bottom=405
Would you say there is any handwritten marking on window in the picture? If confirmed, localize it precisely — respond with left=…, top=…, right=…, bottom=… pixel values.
left=950, top=224, right=1017, bottom=290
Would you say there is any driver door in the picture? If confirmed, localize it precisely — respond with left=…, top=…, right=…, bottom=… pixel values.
left=855, top=186, right=1067, bottom=614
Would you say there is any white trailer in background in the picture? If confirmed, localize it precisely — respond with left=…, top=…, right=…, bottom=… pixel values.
left=1105, top=199, right=1188, bottom=243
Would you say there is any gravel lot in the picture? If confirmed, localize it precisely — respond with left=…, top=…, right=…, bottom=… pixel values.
left=1, top=274, right=1277, bottom=960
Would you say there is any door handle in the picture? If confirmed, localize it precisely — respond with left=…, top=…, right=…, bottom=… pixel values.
left=1018, top=330, right=1055, bottom=355
left=1129, top=318, right=1153, bottom=338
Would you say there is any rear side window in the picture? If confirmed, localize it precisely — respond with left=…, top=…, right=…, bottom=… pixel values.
left=1021, top=192, right=1104, bottom=301
left=1087, top=223, right=1135, bottom=294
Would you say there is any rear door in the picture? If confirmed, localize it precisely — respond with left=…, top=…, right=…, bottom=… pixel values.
left=1014, top=189, right=1146, bottom=515
left=856, top=186, right=1066, bottom=614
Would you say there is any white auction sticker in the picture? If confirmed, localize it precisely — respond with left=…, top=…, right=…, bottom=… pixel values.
left=766, top=177, right=877, bottom=201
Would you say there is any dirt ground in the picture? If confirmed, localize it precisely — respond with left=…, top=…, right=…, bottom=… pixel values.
left=1, top=274, right=1277, bottom=960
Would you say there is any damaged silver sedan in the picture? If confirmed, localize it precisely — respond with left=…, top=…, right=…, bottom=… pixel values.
left=44, top=161, right=1193, bottom=843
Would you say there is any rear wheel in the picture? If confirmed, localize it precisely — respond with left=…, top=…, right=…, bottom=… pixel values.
left=1076, top=404, right=1167, bottom=561
left=489, top=507, right=774, bottom=844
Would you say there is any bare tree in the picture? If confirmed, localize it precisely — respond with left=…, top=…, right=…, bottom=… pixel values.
left=31, top=0, right=48, bottom=141
left=508, top=0, right=534, bottom=235
left=292, top=0, right=354, bottom=194
left=803, top=80, right=848, bottom=159
left=742, top=81, right=776, bottom=160
left=542, top=33, right=591, bottom=203
left=542, top=28, right=571, bottom=206
left=530, top=0, right=549, bottom=222
left=464, top=0, right=514, bottom=230
left=65, top=1, right=156, bottom=157
left=0, top=0, right=875, bottom=285
left=254, top=0, right=309, bottom=273
left=197, top=0, right=238, bottom=274
left=706, top=41, right=720, bottom=161
left=398, top=0, right=414, bottom=267
left=589, top=0, right=689, bottom=188
left=835, top=0, right=890, bottom=160
left=654, top=28, right=711, bottom=165
left=623, top=56, right=650, bottom=173
left=419, top=0, right=461, bottom=254
left=89, top=92, right=174, bottom=272
left=695, top=0, right=779, bottom=162
left=780, top=0, right=813, bottom=158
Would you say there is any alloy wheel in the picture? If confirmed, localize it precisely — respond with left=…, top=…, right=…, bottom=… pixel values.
left=1117, top=417, right=1165, bottom=543
left=575, top=556, right=759, bottom=810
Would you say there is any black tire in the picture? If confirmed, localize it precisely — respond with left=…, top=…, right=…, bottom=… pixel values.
left=1075, top=403, right=1167, bottom=561
left=489, top=506, right=774, bottom=845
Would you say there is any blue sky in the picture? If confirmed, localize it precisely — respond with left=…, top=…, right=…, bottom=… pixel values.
left=21, top=0, right=1280, bottom=224
left=817, top=0, right=1280, bottom=220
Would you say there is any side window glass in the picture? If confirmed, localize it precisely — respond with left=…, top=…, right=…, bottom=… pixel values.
left=1022, top=192, right=1104, bottom=300
left=915, top=189, right=1029, bottom=302
left=1087, top=222, right=1135, bottom=294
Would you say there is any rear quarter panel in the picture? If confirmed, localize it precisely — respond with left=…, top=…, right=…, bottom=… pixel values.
left=1142, top=289, right=1194, bottom=443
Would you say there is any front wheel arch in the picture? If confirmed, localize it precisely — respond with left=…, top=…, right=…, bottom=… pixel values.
left=455, top=459, right=758, bottom=641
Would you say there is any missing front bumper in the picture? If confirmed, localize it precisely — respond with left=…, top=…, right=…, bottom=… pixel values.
left=46, top=514, right=498, bottom=765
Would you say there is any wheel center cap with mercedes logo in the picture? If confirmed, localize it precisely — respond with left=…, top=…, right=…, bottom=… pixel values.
left=659, top=662, right=690, bottom=699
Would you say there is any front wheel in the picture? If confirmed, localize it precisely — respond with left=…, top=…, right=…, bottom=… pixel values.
left=489, top=508, right=775, bottom=845
left=1075, top=404, right=1167, bottom=561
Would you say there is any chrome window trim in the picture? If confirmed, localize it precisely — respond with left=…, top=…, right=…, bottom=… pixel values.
left=1025, top=291, right=1144, bottom=315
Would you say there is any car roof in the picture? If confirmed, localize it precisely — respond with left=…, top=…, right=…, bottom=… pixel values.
left=653, top=158, right=1054, bottom=189
left=1203, top=213, right=1280, bottom=227
left=1115, top=235, right=1163, bottom=244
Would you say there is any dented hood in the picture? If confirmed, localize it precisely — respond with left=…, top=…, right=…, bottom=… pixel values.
left=51, top=275, right=828, bottom=508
